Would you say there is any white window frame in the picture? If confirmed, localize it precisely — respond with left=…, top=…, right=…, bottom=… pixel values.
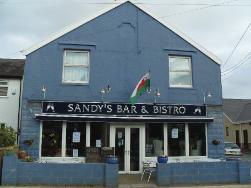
left=62, top=50, right=90, bottom=85
left=39, top=121, right=86, bottom=163
left=0, top=80, right=8, bottom=97
left=169, top=56, right=193, bottom=88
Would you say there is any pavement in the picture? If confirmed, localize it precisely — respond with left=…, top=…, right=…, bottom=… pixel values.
left=0, top=185, right=251, bottom=188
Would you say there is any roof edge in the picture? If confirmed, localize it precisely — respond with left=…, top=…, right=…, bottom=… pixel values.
left=21, top=0, right=221, bottom=65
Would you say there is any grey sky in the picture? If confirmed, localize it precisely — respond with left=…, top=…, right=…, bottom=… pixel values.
left=0, top=0, right=251, bottom=99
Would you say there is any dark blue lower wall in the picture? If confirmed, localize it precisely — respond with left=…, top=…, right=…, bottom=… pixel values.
left=156, top=160, right=250, bottom=185
left=2, top=155, right=118, bottom=187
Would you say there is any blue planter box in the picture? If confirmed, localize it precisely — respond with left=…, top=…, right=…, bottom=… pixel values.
left=157, top=156, right=168, bottom=163
left=106, top=156, right=118, bottom=164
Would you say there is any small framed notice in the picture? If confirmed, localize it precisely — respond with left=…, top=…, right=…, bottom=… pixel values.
left=96, top=139, right=101, bottom=147
left=118, top=132, right=122, bottom=139
left=172, top=128, right=178, bottom=139
left=72, top=132, right=80, bottom=143
left=73, top=149, right=78, bottom=157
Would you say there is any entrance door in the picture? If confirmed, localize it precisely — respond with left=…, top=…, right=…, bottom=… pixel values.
left=110, top=125, right=143, bottom=173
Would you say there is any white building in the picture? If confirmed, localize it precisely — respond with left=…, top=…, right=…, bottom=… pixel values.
left=0, top=58, right=25, bottom=136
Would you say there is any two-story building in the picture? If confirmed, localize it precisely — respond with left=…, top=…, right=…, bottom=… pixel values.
left=224, top=98, right=251, bottom=151
left=0, top=58, right=25, bottom=142
left=10, top=1, right=245, bottom=186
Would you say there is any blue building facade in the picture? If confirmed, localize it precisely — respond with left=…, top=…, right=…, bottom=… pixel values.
left=15, top=1, right=232, bottom=185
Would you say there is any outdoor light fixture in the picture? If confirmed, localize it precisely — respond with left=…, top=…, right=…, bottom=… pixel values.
left=41, top=85, right=46, bottom=99
left=100, top=85, right=111, bottom=102
left=203, top=91, right=212, bottom=104
left=154, top=89, right=161, bottom=104
left=147, top=87, right=161, bottom=103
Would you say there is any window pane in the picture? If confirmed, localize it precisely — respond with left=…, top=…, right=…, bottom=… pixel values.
left=90, top=122, right=110, bottom=147
left=189, top=123, right=206, bottom=156
left=0, top=87, right=8, bottom=96
left=145, top=123, right=164, bottom=157
left=170, top=72, right=192, bottom=86
left=169, top=56, right=192, bottom=87
left=168, top=123, right=185, bottom=156
left=169, top=57, right=190, bottom=71
left=65, top=51, right=89, bottom=65
left=0, top=81, right=8, bottom=86
left=66, top=122, right=86, bottom=157
left=64, top=66, right=89, bottom=82
left=42, top=121, right=62, bottom=157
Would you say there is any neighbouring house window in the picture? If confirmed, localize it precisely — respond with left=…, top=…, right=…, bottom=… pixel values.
left=226, top=127, right=229, bottom=136
left=168, top=123, right=185, bottom=156
left=66, top=122, right=86, bottom=157
left=0, top=80, right=8, bottom=96
left=145, top=123, right=164, bottom=157
left=189, top=123, right=206, bottom=156
left=42, top=121, right=62, bottom=157
left=169, top=56, right=192, bottom=88
left=90, top=122, right=110, bottom=147
left=63, top=50, right=89, bottom=84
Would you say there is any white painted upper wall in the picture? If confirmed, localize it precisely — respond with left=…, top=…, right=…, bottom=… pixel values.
left=0, top=78, right=21, bottom=131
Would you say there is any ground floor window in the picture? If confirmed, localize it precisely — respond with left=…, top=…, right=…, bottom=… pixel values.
left=189, top=123, right=206, bottom=156
left=42, top=121, right=62, bottom=157
left=41, top=121, right=86, bottom=158
left=145, top=123, right=164, bottom=157
left=167, top=123, right=206, bottom=157
left=90, top=122, right=110, bottom=147
left=168, top=123, right=185, bottom=156
left=66, top=122, right=86, bottom=157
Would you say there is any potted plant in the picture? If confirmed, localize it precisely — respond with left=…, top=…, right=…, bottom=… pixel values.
left=17, top=150, right=28, bottom=160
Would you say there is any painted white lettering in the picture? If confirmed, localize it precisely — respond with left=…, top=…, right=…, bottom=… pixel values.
left=167, top=106, right=172, bottom=114
left=141, top=106, right=149, bottom=114
left=117, top=105, right=123, bottom=113
left=97, top=105, right=104, bottom=112
left=153, top=106, right=159, bottom=113
left=68, top=104, right=74, bottom=112
left=82, top=104, right=90, bottom=112
left=91, top=105, right=98, bottom=112
left=74, top=104, right=81, bottom=112
left=162, top=106, right=167, bottom=114
left=107, top=105, right=112, bottom=113
left=179, top=106, right=186, bottom=114
left=174, top=106, right=179, bottom=114
left=123, top=105, right=130, bottom=114
left=131, top=105, right=137, bottom=114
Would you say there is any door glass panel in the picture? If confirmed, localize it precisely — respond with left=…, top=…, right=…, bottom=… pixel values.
left=130, top=128, right=139, bottom=171
left=115, top=128, right=125, bottom=171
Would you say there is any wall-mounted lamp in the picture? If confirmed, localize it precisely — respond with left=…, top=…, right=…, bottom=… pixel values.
left=147, top=88, right=161, bottom=103
left=41, top=85, right=46, bottom=99
left=100, top=85, right=111, bottom=102
left=203, top=91, right=212, bottom=104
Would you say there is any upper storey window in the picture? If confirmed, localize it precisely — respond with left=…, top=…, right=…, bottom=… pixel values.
left=0, top=80, right=8, bottom=97
left=169, top=56, right=192, bottom=88
left=63, top=50, right=89, bottom=84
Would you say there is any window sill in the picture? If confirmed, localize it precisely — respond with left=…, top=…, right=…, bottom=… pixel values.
left=169, top=86, right=194, bottom=90
left=62, top=82, right=89, bottom=86
left=38, top=157, right=86, bottom=163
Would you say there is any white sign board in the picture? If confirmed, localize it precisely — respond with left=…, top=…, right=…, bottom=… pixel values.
left=73, top=149, right=78, bottom=157
left=172, top=128, right=178, bottom=138
left=96, top=139, right=101, bottom=147
left=72, top=132, right=80, bottom=143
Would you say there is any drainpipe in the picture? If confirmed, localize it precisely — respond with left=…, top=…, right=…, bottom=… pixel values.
left=240, top=123, right=243, bottom=150
left=17, top=76, right=24, bottom=146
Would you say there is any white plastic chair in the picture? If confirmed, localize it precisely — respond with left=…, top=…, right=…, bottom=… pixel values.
left=140, top=161, right=156, bottom=182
